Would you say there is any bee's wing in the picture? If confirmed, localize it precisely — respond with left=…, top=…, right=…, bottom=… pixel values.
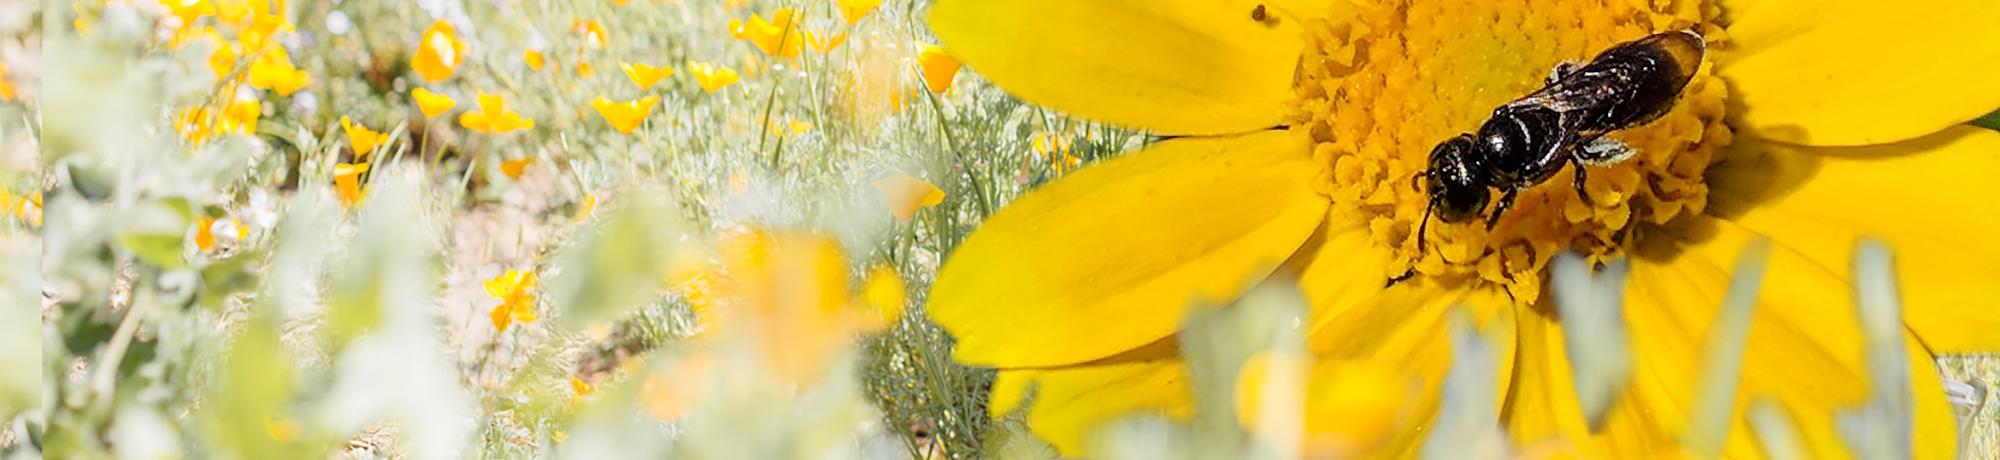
left=1515, top=74, right=1629, bottom=115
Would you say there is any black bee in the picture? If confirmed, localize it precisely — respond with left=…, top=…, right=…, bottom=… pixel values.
left=1413, top=30, right=1705, bottom=249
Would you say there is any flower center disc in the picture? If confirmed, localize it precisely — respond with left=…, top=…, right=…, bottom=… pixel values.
left=1288, top=0, right=1732, bottom=301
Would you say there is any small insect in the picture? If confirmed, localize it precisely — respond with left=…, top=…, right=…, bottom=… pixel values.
left=1393, top=30, right=1705, bottom=285
left=1249, top=4, right=1278, bottom=26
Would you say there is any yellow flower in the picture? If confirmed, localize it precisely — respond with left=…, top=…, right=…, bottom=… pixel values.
left=1030, top=131, right=1080, bottom=173
left=924, top=0, right=2000, bottom=456
left=0, top=62, right=15, bottom=102
left=486, top=269, right=539, bottom=333
left=412, top=20, right=468, bottom=82
left=915, top=44, right=959, bottom=95
left=208, top=41, right=240, bottom=79
left=569, top=375, right=594, bottom=397
left=619, top=62, right=674, bottom=90
left=804, top=29, right=848, bottom=54
left=871, top=174, right=945, bottom=222
left=246, top=47, right=308, bottom=96
left=687, top=61, right=739, bottom=93
left=0, top=189, right=40, bottom=227
left=575, top=20, right=608, bottom=50
left=411, top=88, right=456, bottom=119
left=333, top=162, right=369, bottom=207
left=221, top=97, right=262, bottom=136
left=340, top=116, right=387, bottom=160
left=500, top=155, right=534, bottom=179
left=591, top=95, right=660, bottom=135
left=858, top=265, right=907, bottom=333
left=193, top=217, right=219, bottom=251
left=524, top=49, right=547, bottom=71
left=835, top=0, right=882, bottom=25
left=729, top=8, right=803, bottom=58
left=458, top=91, right=534, bottom=134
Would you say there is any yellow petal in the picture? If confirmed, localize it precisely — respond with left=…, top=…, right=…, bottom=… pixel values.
left=1294, top=215, right=1390, bottom=333
left=620, top=62, right=674, bottom=89
left=1720, top=0, right=2000, bottom=146
left=1303, top=284, right=1513, bottom=457
left=524, top=49, right=546, bottom=71
left=929, top=130, right=1327, bottom=367
left=413, top=20, right=466, bottom=82
left=1001, top=350, right=1192, bottom=457
left=859, top=265, right=906, bottom=332
left=836, top=0, right=881, bottom=25
left=194, top=217, right=218, bottom=251
left=1625, top=220, right=1883, bottom=458
left=871, top=175, right=945, bottom=221
left=411, top=87, right=456, bottom=119
left=340, top=116, right=384, bottom=158
left=916, top=44, right=960, bottom=95
left=1234, top=353, right=1415, bottom=457
left=927, top=0, right=1318, bottom=136
left=688, top=61, right=740, bottom=93
left=1707, top=126, right=2000, bottom=353
left=489, top=303, right=513, bottom=332
left=500, top=156, right=533, bottom=179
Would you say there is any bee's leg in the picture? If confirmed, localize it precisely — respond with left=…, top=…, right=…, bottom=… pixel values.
left=1577, top=136, right=1636, bottom=166
left=1570, top=158, right=1594, bottom=206
left=1547, top=60, right=1582, bottom=84
left=1485, top=189, right=1519, bottom=230
left=1386, top=268, right=1416, bottom=287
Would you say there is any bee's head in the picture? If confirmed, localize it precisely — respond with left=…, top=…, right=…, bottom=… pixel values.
left=1425, top=134, right=1490, bottom=222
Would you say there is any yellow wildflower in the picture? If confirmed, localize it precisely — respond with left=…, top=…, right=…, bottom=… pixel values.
left=729, top=8, right=803, bottom=58
left=569, top=375, right=594, bottom=397
left=340, top=116, right=387, bottom=159
left=835, top=0, right=882, bottom=25
left=247, top=47, right=309, bottom=96
left=0, top=190, right=39, bottom=227
left=0, top=62, right=16, bottom=101
left=619, top=62, right=674, bottom=90
left=1031, top=131, right=1080, bottom=173
left=412, top=20, right=468, bottom=82
left=524, top=49, right=547, bottom=71
left=221, top=97, right=262, bottom=136
left=805, top=29, right=848, bottom=54
left=575, top=20, right=608, bottom=50
left=486, top=269, right=539, bottom=333
left=458, top=91, right=534, bottom=134
left=500, top=155, right=534, bottom=179
left=208, top=41, right=240, bottom=79
left=915, top=44, right=959, bottom=95
left=687, top=61, right=739, bottom=93
left=590, top=95, right=660, bottom=135
left=194, top=217, right=219, bottom=251
left=333, top=162, right=369, bottom=207
left=411, top=87, right=456, bottom=119
left=871, top=175, right=945, bottom=222
left=858, top=265, right=906, bottom=333
left=924, top=0, right=2000, bottom=456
